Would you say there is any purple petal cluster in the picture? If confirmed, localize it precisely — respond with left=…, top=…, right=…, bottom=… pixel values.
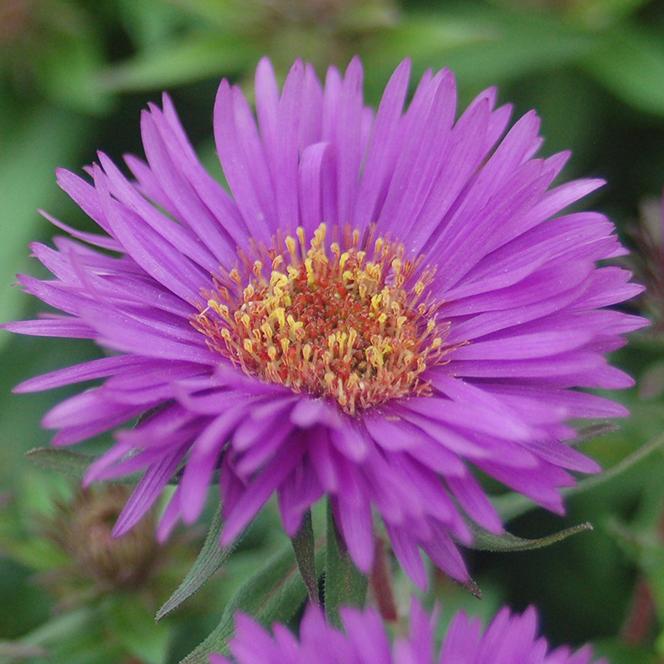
left=5, top=57, right=645, bottom=585
left=210, top=600, right=605, bottom=664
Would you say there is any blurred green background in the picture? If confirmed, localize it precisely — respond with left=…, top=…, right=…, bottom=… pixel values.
left=2, top=0, right=664, bottom=662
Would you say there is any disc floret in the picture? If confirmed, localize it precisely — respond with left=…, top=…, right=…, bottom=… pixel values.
left=194, top=224, right=451, bottom=414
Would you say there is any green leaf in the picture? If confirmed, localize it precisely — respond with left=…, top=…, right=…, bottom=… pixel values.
left=105, top=596, right=171, bottom=664
left=324, top=501, right=367, bottom=628
left=567, top=431, right=664, bottom=496
left=25, top=447, right=181, bottom=486
left=593, top=637, right=657, bottom=663
left=604, top=516, right=656, bottom=559
left=157, top=0, right=244, bottom=28
left=495, top=431, right=664, bottom=522
left=0, top=108, right=91, bottom=348
left=8, top=607, right=94, bottom=651
left=468, top=520, right=593, bottom=552
left=290, top=510, right=319, bottom=606
left=179, top=539, right=325, bottom=663
left=98, top=33, right=259, bottom=93
left=25, top=447, right=96, bottom=481
left=1, top=537, right=70, bottom=572
left=567, top=0, right=653, bottom=26
left=116, top=0, right=186, bottom=51
left=365, top=7, right=594, bottom=92
left=34, top=34, right=112, bottom=114
left=583, top=25, right=664, bottom=116
left=157, top=508, right=235, bottom=621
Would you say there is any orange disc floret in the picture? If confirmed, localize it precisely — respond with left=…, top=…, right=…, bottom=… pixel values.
left=193, top=224, right=454, bottom=414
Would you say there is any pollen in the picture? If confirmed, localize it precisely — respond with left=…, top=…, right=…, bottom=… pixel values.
left=193, top=224, right=454, bottom=414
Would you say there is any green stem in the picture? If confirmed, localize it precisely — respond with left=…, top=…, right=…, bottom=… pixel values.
left=290, top=510, right=319, bottom=605
left=324, top=500, right=368, bottom=627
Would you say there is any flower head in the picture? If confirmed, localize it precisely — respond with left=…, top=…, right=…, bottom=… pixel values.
left=44, top=485, right=159, bottom=593
left=210, top=600, right=605, bottom=663
left=194, top=223, right=451, bottom=414
left=5, top=57, right=645, bottom=586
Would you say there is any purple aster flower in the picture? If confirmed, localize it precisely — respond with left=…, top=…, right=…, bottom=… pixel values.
left=4, top=57, right=646, bottom=586
left=209, top=600, right=605, bottom=663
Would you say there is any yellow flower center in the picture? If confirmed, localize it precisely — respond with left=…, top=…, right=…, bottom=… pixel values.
left=193, top=224, right=453, bottom=414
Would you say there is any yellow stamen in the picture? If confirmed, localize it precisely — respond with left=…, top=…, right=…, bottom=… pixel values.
left=192, top=223, right=454, bottom=415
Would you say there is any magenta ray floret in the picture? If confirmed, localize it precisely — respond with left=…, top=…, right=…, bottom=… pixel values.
left=5, top=57, right=646, bottom=586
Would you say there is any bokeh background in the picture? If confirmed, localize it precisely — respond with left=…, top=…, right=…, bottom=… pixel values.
left=2, top=0, right=664, bottom=662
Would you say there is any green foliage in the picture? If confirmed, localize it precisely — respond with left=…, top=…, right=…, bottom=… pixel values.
left=25, top=448, right=102, bottom=481
left=180, top=540, right=325, bottom=663
left=583, top=25, right=664, bottom=117
left=98, top=33, right=260, bottom=93
left=0, top=109, right=91, bottom=348
left=365, top=7, right=594, bottom=90
left=324, top=502, right=368, bottom=628
left=105, top=595, right=172, bottom=664
left=33, top=30, right=112, bottom=114
left=290, top=510, right=320, bottom=606
left=157, top=508, right=234, bottom=621
left=468, top=520, right=594, bottom=552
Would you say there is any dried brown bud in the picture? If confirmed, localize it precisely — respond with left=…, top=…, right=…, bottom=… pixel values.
left=48, top=485, right=159, bottom=591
